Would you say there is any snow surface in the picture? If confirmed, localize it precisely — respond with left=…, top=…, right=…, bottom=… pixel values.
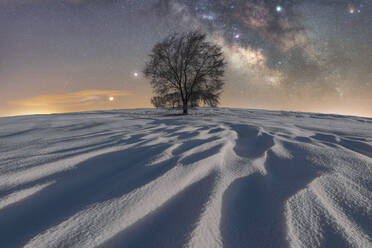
left=0, top=108, right=371, bottom=248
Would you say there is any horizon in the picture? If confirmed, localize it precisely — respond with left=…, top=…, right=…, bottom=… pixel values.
left=1, top=1, right=372, bottom=118
left=1, top=106, right=371, bottom=119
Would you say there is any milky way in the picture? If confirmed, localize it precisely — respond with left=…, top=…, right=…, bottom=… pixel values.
left=154, top=0, right=371, bottom=96
left=0, top=0, right=371, bottom=116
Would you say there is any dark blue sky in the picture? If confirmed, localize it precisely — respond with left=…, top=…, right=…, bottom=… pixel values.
left=1, top=0, right=371, bottom=117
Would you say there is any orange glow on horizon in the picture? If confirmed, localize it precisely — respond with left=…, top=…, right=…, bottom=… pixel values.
left=10, top=89, right=131, bottom=107
left=1, top=89, right=152, bottom=117
left=1, top=89, right=371, bottom=118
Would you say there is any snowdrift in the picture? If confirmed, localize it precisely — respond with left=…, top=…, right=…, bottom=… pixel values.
left=0, top=108, right=371, bottom=248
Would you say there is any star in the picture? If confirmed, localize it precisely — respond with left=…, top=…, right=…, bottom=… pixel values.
left=134, top=72, right=139, bottom=77
left=276, top=6, right=283, bottom=13
left=109, top=96, right=114, bottom=101
left=202, top=14, right=215, bottom=21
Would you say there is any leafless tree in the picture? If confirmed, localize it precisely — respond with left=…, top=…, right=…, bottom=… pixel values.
left=144, top=31, right=226, bottom=114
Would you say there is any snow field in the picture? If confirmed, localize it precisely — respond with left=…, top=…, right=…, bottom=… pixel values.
left=0, top=108, right=371, bottom=247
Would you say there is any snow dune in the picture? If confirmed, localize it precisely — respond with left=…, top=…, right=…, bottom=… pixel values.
left=0, top=108, right=371, bottom=248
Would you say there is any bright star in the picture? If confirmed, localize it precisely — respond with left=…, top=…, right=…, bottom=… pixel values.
left=134, top=72, right=138, bottom=77
left=109, top=96, right=114, bottom=101
left=234, top=34, right=240, bottom=39
left=276, top=6, right=283, bottom=12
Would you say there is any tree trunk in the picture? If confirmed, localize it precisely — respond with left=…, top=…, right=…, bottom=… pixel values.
left=183, top=102, right=188, bottom=114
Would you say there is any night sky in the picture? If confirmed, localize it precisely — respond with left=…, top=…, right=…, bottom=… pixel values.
left=1, top=0, right=372, bottom=117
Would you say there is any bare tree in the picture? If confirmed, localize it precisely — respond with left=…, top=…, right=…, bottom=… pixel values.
left=144, top=31, right=226, bottom=114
